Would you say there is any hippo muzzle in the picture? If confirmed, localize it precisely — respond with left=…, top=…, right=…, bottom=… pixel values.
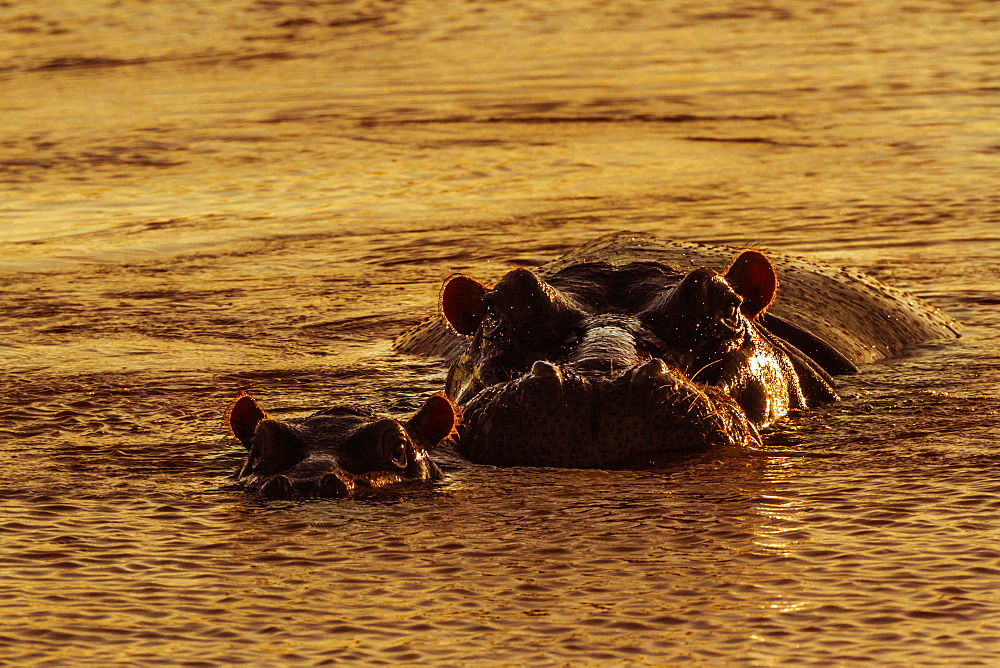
left=457, top=324, right=760, bottom=467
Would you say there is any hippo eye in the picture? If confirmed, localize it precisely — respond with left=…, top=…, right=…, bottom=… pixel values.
left=375, top=425, right=409, bottom=470
left=483, top=298, right=500, bottom=320
left=721, top=301, right=742, bottom=328
left=387, top=440, right=408, bottom=470
left=480, top=298, right=505, bottom=341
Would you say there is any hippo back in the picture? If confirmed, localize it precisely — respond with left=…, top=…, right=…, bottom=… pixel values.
left=395, top=231, right=959, bottom=369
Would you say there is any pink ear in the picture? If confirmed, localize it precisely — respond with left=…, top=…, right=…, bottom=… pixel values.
left=440, top=274, right=491, bottom=335
left=724, top=250, right=777, bottom=319
left=227, top=391, right=268, bottom=449
left=407, top=393, right=458, bottom=447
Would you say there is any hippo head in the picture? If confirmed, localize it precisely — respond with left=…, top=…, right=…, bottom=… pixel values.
left=228, top=393, right=457, bottom=498
left=441, top=251, right=835, bottom=467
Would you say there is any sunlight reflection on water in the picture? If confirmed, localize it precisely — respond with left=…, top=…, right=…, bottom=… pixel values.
left=1, top=0, right=999, bottom=663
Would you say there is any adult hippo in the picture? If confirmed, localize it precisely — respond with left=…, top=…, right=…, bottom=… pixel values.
left=227, top=392, right=457, bottom=498
left=395, top=232, right=958, bottom=468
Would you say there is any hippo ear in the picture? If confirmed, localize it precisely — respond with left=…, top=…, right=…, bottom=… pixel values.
left=406, top=393, right=458, bottom=448
left=725, top=250, right=777, bottom=320
left=227, top=391, right=268, bottom=449
left=441, top=274, right=491, bottom=336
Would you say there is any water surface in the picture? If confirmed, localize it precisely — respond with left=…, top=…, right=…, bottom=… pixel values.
left=1, top=0, right=999, bottom=664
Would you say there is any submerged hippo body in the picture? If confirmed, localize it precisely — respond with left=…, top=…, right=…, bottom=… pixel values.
left=228, top=392, right=456, bottom=498
left=396, top=232, right=958, bottom=468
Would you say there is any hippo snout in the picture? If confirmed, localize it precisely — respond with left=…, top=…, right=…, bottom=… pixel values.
left=257, top=470, right=354, bottom=499
left=458, top=357, right=760, bottom=468
left=451, top=312, right=761, bottom=467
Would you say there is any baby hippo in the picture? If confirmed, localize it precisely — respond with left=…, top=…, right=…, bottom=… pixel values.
left=228, top=392, right=457, bottom=499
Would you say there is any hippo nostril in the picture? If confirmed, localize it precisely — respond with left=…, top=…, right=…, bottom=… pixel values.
left=530, top=360, right=562, bottom=380
left=635, top=358, right=669, bottom=383
left=377, top=423, right=410, bottom=470
left=629, top=358, right=684, bottom=402
left=317, top=472, right=352, bottom=498
left=527, top=360, right=565, bottom=394
left=260, top=474, right=293, bottom=499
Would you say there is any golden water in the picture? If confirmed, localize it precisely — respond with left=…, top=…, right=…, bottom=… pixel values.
left=2, top=0, right=999, bottom=663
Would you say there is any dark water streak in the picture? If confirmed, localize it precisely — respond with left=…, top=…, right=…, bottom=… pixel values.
left=2, top=0, right=999, bottom=664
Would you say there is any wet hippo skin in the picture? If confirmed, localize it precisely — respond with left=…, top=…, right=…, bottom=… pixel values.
left=397, top=232, right=958, bottom=468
